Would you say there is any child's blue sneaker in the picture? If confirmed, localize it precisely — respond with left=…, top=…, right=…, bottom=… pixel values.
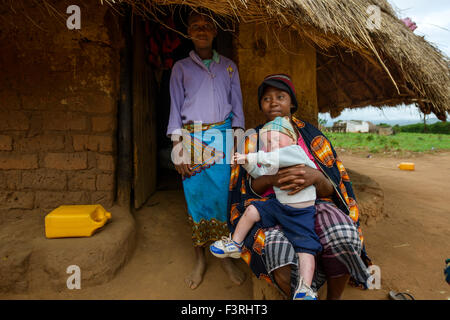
left=293, top=277, right=318, bottom=300
left=210, top=234, right=242, bottom=259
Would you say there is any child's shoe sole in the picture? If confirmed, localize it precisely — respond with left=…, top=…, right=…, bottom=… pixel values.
left=209, top=246, right=241, bottom=259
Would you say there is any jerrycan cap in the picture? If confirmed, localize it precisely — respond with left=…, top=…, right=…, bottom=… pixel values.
left=91, top=206, right=112, bottom=223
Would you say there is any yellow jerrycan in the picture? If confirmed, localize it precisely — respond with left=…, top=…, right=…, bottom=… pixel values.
left=45, top=204, right=112, bottom=238
left=398, top=162, right=415, bottom=171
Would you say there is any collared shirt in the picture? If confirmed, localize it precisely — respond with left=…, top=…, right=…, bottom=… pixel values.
left=202, top=49, right=220, bottom=69
left=167, top=50, right=245, bottom=136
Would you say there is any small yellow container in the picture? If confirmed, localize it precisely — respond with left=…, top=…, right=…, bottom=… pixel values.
left=45, top=204, right=112, bottom=238
left=398, top=162, right=415, bottom=171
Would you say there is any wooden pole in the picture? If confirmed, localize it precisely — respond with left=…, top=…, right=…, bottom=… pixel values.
left=117, top=5, right=133, bottom=208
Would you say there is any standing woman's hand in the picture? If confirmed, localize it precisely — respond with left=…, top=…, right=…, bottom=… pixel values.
left=172, top=140, right=193, bottom=177
left=174, top=163, right=193, bottom=177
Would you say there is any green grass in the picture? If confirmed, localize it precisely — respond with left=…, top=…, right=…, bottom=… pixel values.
left=325, top=132, right=450, bottom=153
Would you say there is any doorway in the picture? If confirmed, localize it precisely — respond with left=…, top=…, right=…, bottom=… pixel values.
left=130, top=6, right=235, bottom=209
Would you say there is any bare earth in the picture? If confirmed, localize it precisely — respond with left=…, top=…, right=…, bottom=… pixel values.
left=1, top=152, right=449, bottom=300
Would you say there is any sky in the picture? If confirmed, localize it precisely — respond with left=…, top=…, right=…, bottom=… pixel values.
left=319, top=0, right=449, bottom=126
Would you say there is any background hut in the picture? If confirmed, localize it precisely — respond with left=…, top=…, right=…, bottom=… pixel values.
left=0, top=0, right=449, bottom=213
left=332, top=120, right=370, bottom=133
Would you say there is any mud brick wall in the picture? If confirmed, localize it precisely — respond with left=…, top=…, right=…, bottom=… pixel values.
left=0, top=1, right=123, bottom=213
left=235, top=23, right=318, bottom=130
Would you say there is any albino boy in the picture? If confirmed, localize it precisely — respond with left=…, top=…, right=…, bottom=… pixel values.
left=210, top=116, right=322, bottom=300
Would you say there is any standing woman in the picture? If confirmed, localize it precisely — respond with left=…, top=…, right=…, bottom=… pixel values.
left=167, top=11, right=246, bottom=289
left=228, top=74, right=371, bottom=299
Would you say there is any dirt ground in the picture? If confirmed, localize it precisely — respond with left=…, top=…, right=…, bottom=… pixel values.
left=1, top=152, right=449, bottom=300
left=339, top=151, right=450, bottom=300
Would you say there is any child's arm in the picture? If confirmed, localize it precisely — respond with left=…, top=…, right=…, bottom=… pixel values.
left=245, top=145, right=316, bottom=177
left=241, top=154, right=269, bottom=179
left=166, top=63, right=184, bottom=137
left=250, top=145, right=314, bottom=167
left=229, top=63, right=245, bottom=130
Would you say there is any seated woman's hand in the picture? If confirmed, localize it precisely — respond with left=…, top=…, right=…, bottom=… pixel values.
left=275, top=164, right=324, bottom=195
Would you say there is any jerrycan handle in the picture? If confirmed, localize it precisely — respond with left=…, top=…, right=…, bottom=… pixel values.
left=91, top=207, right=112, bottom=224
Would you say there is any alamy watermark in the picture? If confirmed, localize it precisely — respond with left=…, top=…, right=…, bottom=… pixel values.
left=170, top=126, right=282, bottom=174
left=66, top=5, right=81, bottom=30
left=366, top=5, right=382, bottom=31
left=66, top=265, right=81, bottom=289
left=366, top=264, right=381, bottom=290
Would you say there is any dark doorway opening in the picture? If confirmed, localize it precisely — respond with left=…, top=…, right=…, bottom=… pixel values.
left=131, top=6, right=235, bottom=208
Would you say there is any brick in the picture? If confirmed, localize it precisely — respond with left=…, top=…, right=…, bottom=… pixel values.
left=27, top=112, right=44, bottom=138
left=86, top=151, right=97, bottom=169
left=91, top=191, right=114, bottom=209
left=21, top=94, right=64, bottom=111
left=0, top=191, right=35, bottom=209
left=15, top=135, right=65, bottom=152
left=0, top=153, right=38, bottom=170
left=88, top=94, right=115, bottom=114
left=0, top=111, right=29, bottom=130
left=4, top=170, right=21, bottom=190
left=67, top=171, right=96, bottom=191
left=92, top=116, right=115, bottom=132
left=90, top=136, right=113, bottom=153
left=43, top=112, right=87, bottom=131
left=72, top=135, right=88, bottom=151
left=44, top=152, right=87, bottom=170
left=96, top=173, right=114, bottom=191
left=72, top=135, right=113, bottom=152
left=35, top=191, right=89, bottom=210
left=0, top=135, right=12, bottom=151
left=21, top=169, right=66, bottom=190
left=96, top=154, right=114, bottom=171
left=98, top=136, right=114, bottom=152
left=70, top=94, right=115, bottom=114
left=0, top=171, right=5, bottom=188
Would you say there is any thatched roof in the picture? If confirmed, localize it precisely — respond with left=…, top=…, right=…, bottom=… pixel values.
left=102, top=0, right=449, bottom=120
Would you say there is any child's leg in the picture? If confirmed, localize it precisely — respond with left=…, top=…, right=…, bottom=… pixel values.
left=232, top=205, right=261, bottom=244
left=293, top=252, right=318, bottom=300
left=297, top=252, right=315, bottom=287
left=210, top=204, right=262, bottom=259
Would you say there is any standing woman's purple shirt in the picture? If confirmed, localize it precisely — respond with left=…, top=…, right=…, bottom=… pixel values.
left=166, top=50, right=245, bottom=136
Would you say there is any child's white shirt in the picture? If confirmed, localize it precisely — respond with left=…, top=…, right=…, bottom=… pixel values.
left=243, top=145, right=317, bottom=204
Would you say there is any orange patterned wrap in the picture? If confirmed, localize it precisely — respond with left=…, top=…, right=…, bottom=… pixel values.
left=310, top=136, right=336, bottom=168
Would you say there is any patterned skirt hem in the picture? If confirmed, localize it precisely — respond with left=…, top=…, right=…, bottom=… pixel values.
left=188, top=216, right=229, bottom=247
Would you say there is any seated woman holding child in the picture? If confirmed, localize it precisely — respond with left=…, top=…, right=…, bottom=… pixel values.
left=227, top=74, right=372, bottom=300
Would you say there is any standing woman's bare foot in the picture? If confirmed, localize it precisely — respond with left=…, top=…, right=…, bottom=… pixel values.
left=221, top=258, right=246, bottom=285
left=185, top=246, right=207, bottom=290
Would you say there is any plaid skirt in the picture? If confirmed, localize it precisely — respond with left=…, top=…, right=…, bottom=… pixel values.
left=263, top=201, right=370, bottom=296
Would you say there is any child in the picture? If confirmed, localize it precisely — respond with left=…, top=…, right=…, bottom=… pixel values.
left=210, top=116, right=322, bottom=300
left=166, top=10, right=245, bottom=290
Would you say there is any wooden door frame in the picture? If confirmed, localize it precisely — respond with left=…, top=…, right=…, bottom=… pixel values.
left=117, top=7, right=133, bottom=208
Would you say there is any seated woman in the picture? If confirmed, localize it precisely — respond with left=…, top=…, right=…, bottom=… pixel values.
left=228, top=74, right=372, bottom=300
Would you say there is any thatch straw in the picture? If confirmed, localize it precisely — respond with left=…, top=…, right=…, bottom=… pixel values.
left=5, top=0, right=446, bottom=119
left=100, top=0, right=448, bottom=120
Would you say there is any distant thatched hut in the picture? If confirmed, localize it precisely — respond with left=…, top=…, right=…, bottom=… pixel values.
left=1, top=0, right=449, bottom=213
